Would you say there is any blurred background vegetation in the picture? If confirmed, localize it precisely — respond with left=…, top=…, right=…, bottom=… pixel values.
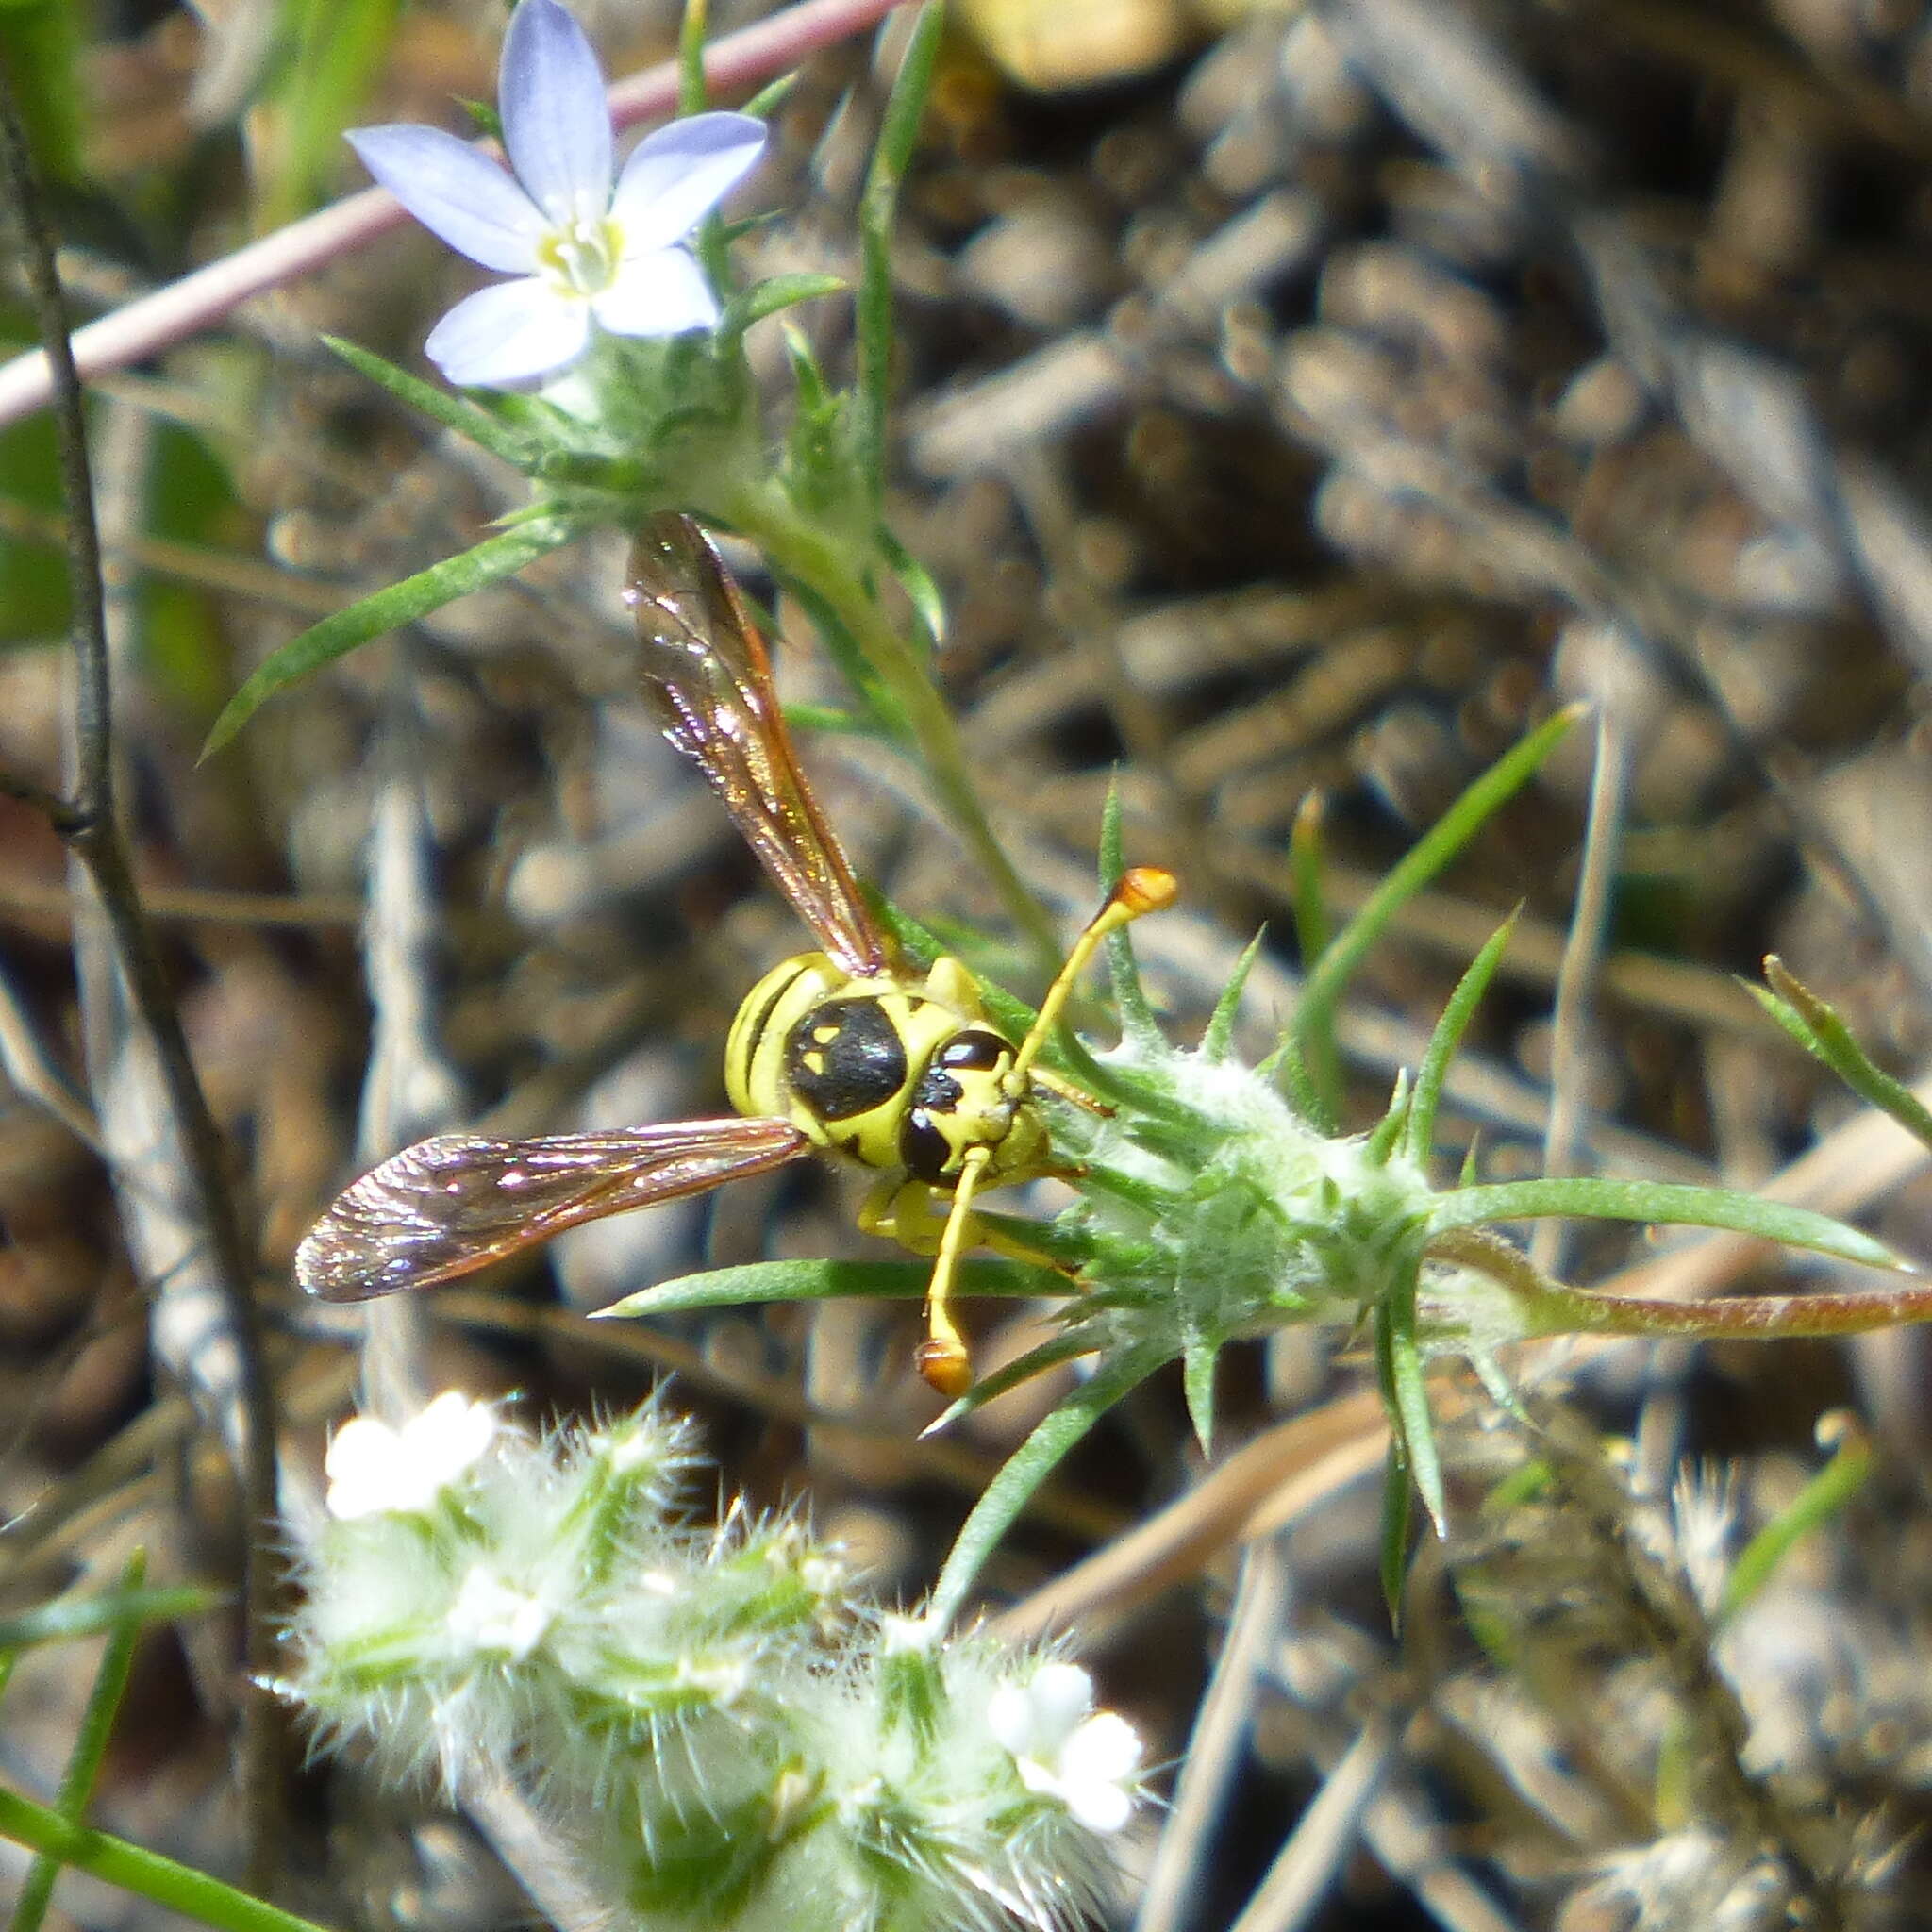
left=8, top=0, right=1932, bottom=1927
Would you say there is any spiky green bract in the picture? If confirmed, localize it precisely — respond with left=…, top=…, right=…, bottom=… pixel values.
left=909, top=940, right=1906, bottom=1624
left=1046, top=1041, right=1437, bottom=1374
left=282, top=1399, right=1142, bottom=1932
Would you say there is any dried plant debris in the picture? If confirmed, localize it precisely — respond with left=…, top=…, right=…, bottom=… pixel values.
left=10, top=0, right=1932, bottom=1928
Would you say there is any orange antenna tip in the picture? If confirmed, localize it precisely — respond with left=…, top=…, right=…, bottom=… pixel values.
left=916, top=1339, right=972, bottom=1400
left=1117, top=866, right=1178, bottom=916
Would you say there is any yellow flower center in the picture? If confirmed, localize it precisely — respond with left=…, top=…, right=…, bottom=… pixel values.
left=537, top=214, right=619, bottom=296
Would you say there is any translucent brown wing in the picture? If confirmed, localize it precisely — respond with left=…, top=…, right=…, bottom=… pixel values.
left=625, top=514, right=890, bottom=979
left=295, top=1119, right=810, bottom=1303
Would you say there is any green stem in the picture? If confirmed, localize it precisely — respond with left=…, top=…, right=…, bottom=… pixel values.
left=15, top=1554, right=149, bottom=1932
left=732, top=489, right=1060, bottom=977
left=0, top=1787, right=337, bottom=1932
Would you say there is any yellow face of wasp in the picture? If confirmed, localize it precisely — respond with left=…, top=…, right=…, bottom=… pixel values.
left=724, top=953, right=1049, bottom=1187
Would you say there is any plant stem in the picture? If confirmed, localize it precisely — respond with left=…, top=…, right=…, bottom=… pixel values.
left=0, top=68, right=284, bottom=1885
left=735, top=491, right=1062, bottom=977
left=1530, top=1277, right=1932, bottom=1340
left=0, top=1788, right=335, bottom=1932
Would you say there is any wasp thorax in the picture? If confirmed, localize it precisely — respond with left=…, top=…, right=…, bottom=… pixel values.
left=724, top=952, right=1049, bottom=1184
left=784, top=998, right=908, bottom=1124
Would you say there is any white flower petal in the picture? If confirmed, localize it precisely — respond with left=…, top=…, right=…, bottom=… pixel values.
left=591, top=248, right=718, bottom=338
left=987, top=1682, right=1035, bottom=1757
left=1061, top=1711, right=1144, bottom=1788
left=448, top=1565, right=551, bottom=1660
left=344, top=125, right=542, bottom=274
left=610, top=112, right=767, bottom=255
left=425, top=278, right=592, bottom=386
left=408, top=1391, right=496, bottom=1486
left=1026, top=1662, right=1098, bottom=1743
left=500, top=0, right=612, bottom=224
left=324, top=1416, right=403, bottom=1520
left=1067, top=1778, right=1135, bottom=1836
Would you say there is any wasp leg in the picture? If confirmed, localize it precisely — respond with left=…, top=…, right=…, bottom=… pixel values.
left=858, top=1177, right=948, bottom=1255
left=859, top=1172, right=1018, bottom=1397
left=917, top=1147, right=993, bottom=1396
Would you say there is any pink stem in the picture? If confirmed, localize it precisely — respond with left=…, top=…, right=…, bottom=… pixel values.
left=1540, top=1279, right=1932, bottom=1340
left=0, top=0, right=906, bottom=429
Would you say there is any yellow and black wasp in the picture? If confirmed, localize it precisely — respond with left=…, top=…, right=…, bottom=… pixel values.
left=296, top=514, right=1174, bottom=1394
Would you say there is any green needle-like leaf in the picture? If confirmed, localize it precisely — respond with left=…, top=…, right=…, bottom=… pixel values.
left=203, top=518, right=575, bottom=755
left=1755, top=957, right=1932, bottom=1153
left=854, top=1, right=943, bottom=511
left=1200, top=929, right=1266, bottom=1065
left=1405, top=913, right=1518, bottom=1167
left=1289, top=791, right=1330, bottom=966
left=0, top=1785, right=334, bottom=1932
left=1431, top=1178, right=1903, bottom=1272
left=925, top=1343, right=1166, bottom=1633
left=597, top=1257, right=1064, bottom=1321
left=1264, top=1034, right=1332, bottom=1127
left=1377, top=1260, right=1446, bottom=1535
left=1365, top=1069, right=1410, bottom=1165
left=877, top=524, right=947, bottom=654
left=1720, top=1417, right=1872, bottom=1623
left=1467, top=1347, right=1527, bottom=1421
left=741, top=70, right=801, bottom=119
left=1100, top=776, right=1162, bottom=1049
left=14, top=1553, right=149, bottom=1932
left=1182, top=1333, right=1218, bottom=1453
left=781, top=701, right=873, bottom=738
left=1289, top=791, right=1342, bottom=1117
left=0, top=1584, right=222, bottom=1655
left=1291, top=707, right=1580, bottom=1078
left=717, top=273, right=847, bottom=347
left=322, top=336, right=532, bottom=464
left=922, top=1328, right=1107, bottom=1436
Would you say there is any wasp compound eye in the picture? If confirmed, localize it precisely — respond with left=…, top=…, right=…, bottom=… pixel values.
left=899, top=1108, right=955, bottom=1184
left=938, top=1029, right=1011, bottom=1073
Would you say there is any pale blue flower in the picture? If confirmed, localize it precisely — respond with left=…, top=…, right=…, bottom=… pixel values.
left=347, top=0, right=766, bottom=387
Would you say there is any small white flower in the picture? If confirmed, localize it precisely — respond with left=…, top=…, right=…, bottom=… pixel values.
left=987, top=1661, right=1144, bottom=1834
left=447, top=1564, right=552, bottom=1661
left=346, top=0, right=766, bottom=387
left=324, top=1391, right=496, bottom=1521
left=880, top=1613, right=937, bottom=1655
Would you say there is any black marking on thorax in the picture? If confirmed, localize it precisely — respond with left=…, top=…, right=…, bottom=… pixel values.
left=785, top=997, right=909, bottom=1122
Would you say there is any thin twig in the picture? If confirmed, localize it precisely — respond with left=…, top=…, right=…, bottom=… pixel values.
left=0, top=64, right=284, bottom=1887
left=1530, top=695, right=1629, bottom=1276
left=1138, top=1540, right=1292, bottom=1932
left=1226, top=1720, right=1400, bottom=1932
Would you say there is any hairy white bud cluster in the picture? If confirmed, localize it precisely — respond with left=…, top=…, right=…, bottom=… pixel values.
left=280, top=1394, right=1143, bottom=1932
